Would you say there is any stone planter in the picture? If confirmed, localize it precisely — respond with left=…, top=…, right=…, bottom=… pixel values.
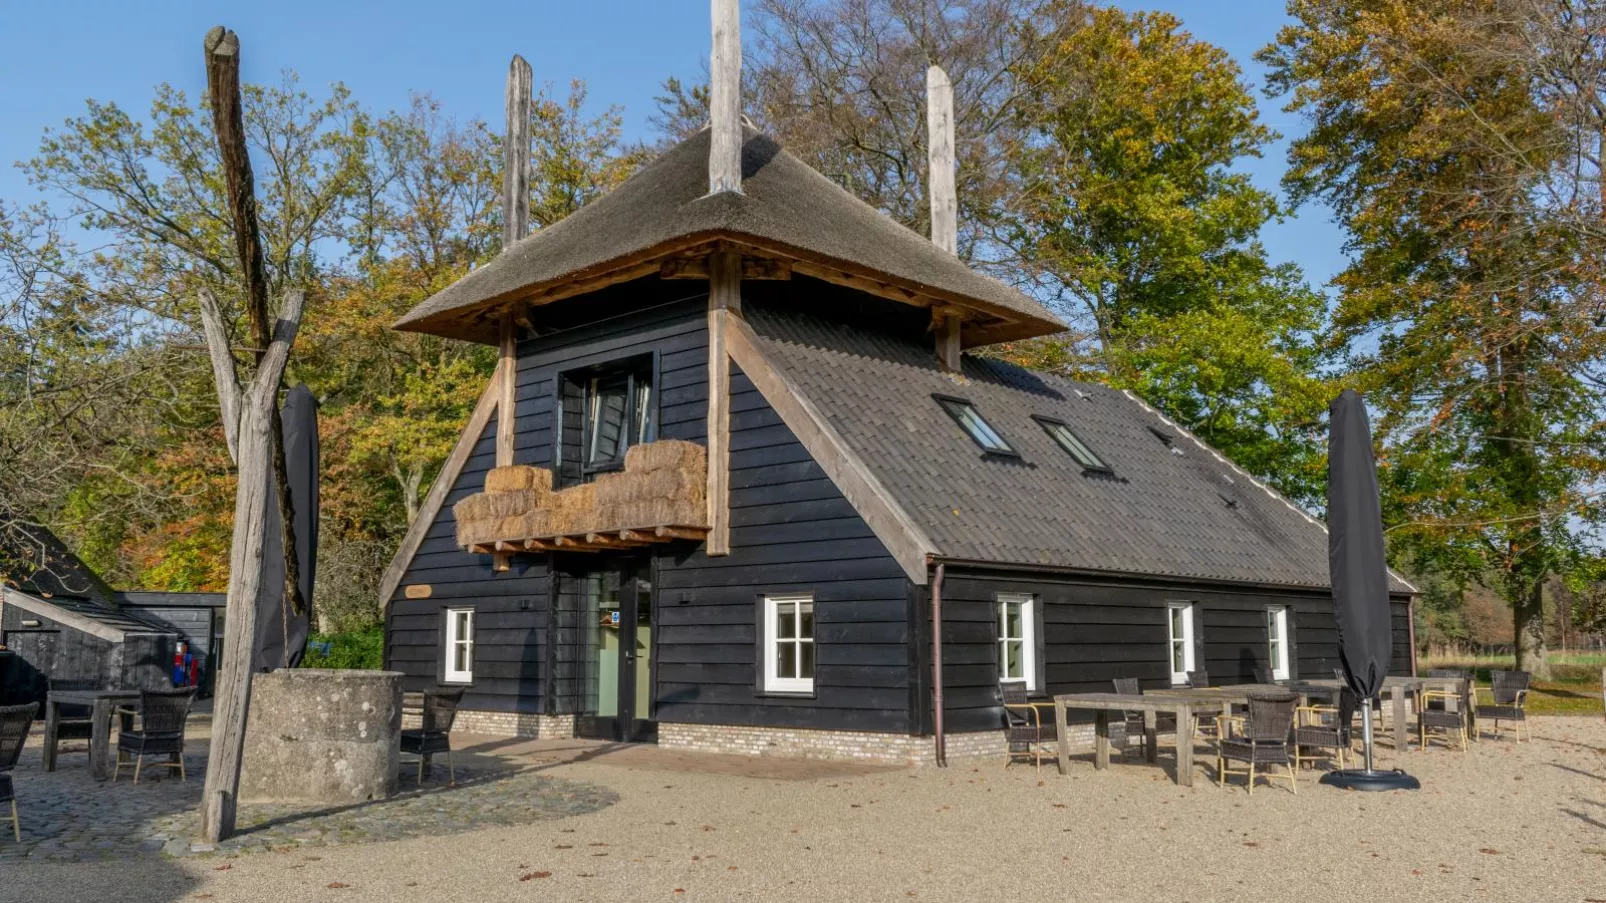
left=239, top=668, right=403, bottom=804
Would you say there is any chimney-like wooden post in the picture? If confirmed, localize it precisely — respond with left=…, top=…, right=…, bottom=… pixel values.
left=503, top=54, right=533, bottom=250
left=709, top=0, right=743, bottom=194
left=926, top=65, right=956, bottom=255
left=927, top=65, right=962, bottom=372
left=496, top=55, right=532, bottom=481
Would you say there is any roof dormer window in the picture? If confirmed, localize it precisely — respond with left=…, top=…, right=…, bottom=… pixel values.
left=935, top=396, right=1014, bottom=454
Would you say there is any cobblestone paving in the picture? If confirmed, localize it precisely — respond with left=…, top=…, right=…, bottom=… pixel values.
left=0, top=749, right=618, bottom=863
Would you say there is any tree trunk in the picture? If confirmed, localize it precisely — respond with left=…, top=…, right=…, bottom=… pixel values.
left=1514, top=576, right=1552, bottom=680
left=200, top=290, right=305, bottom=843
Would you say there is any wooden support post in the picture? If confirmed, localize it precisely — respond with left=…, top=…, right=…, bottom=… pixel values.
left=926, top=65, right=957, bottom=256
left=503, top=54, right=533, bottom=249
left=935, top=310, right=962, bottom=374
left=706, top=250, right=741, bottom=556
left=709, top=0, right=743, bottom=194
left=496, top=315, right=517, bottom=467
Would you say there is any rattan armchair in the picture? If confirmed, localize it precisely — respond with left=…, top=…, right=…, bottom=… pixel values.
left=1418, top=682, right=1471, bottom=751
left=1112, top=678, right=1173, bottom=759
left=45, top=678, right=98, bottom=762
left=1, top=702, right=37, bottom=842
left=1216, top=693, right=1299, bottom=795
left=1001, top=681, right=1056, bottom=772
left=113, top=688, right=196, bottom=784
left=1293, top=687, right=1357, bottom=771
left=401, top=687, right=466, bottom=785
left=1475, top=670, right=1531, bottom=742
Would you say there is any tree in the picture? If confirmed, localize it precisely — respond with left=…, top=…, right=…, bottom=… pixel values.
left=1261, top=0, right=1606, bottom=678
left=1009, top=5, right=1334, bottom=502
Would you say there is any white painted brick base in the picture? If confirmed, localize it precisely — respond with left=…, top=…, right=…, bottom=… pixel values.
left=658, top=721, right=1107, bottom=766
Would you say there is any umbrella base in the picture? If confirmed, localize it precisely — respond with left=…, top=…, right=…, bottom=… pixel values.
left=1319, top=769, right=1421, bottom=792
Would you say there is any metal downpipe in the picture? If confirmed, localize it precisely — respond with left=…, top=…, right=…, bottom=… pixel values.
left=932, top=562, right=946, bottom=767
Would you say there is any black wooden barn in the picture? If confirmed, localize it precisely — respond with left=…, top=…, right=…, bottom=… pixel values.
left=0, top=525, right=180, bottom=707
left=379, top=126, right=1417, bottom=762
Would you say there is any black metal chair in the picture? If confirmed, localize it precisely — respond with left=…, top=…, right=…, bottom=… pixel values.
left=1475, top=670, right=1531, bottom=742
left=114, top=688, right=196, bottom=784
left=1216, top=692, right=1299, bottom=794
left=1, top=702, right=39, bottom=841
left=401, top=687, right=466, bottom=785
left=1294, top=687, right=1357, bottom=770
left=45, top=678, right=98, bottom=762
left=1418, top=679, right=1471, bottom=751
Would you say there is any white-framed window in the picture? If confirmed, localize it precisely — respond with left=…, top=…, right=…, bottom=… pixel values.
left=1267, top=606, right=1291, bottom=681
left=763, top=594, right=815, bottom=694
left=1167, top=602, right=1195, bottom=685
left=444, top=608, right=475, bottom=683
left=997, top=593, right=1036, bottom=691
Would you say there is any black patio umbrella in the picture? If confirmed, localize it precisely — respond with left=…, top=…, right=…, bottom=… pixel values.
left=252, top=384, right=319, bottom=672
left=1320, top=389, right=1419, bottom=791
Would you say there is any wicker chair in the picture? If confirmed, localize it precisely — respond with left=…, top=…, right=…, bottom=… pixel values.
left=113, top=688, right=196, bottom=784
left=1185, top=670, right=1210, bottom=689
left=1418, top=679, right=1471, bottom=751
left=1112, top=678, right=1173, bottom=759
left=1426, top=668, right=1473, bottom=680
left=1475, top=670, right=1531, bottom=742
left=401, top=687, right=466, bottom=785
left=1293, top=687, right=1357, bottom=771
left=1000, top=681, right=1056, bottom=771
left=45, top=678, right=99, bottom=762
left=1216, top=692, right=1299, bottom=794
left=1, top=703, right=37, bottom=842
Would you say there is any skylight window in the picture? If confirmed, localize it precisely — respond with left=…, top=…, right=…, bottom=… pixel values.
left=936, top=396, right=1014, bottom=454
left=1035, top=416, right=1112, bottom=473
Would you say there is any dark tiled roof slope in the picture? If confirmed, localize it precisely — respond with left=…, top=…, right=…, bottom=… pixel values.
left=395, top=128, right=1062, bottom=344
left=747, top=303, right=1414, bottom=593
left=1, top=521, right=118, bottom=605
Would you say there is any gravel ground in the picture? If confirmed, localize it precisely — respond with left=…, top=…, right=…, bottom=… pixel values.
left=4, top=717, right=1605, bottom=903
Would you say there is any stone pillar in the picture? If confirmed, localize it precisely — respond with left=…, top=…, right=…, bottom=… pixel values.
left=240, top=669, right=403, bottom=803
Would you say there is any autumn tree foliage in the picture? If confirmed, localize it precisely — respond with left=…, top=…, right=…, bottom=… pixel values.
left=1262, top=0, right=1606, bottom=676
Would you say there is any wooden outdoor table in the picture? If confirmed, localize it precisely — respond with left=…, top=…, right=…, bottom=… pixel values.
left=1053, top=693, right=1199, bottom=787
left=1303, top=676, right=1427, bottom=751
left=43, top=689, right=140, bottom=780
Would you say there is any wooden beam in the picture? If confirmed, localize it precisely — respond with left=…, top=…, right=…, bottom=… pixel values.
left=709, top=0, right=743, bottom=194
left=661, top=256, right=792, bottom=281
left=618, top=530, right=652, bottom=543
left=926, top=65, right=957, bottom=256
left=724, top=315, right=938, bottom=584
left=935, top=309, right=962, bottom=374
left=503, top=54, right=533, bottom=248
left=707, top=250, right=740, bottom=557
left=655, top=526, right=709, bottom=541
left=378, top=375, right=502, bottom=615
left=496, top=315, right=517, bottom=467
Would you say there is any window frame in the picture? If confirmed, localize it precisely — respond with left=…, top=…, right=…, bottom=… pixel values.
left=996, top=592, right=1037, bottom=692
left=1267, top=605, right=1291, bottom=681
left=443, top=607, right=475, bottom=684
left=1032, top=415, right=1113, bottom=474
left=761, top=594, right=816, bottom=695
left=933, top=394, right=1017, bottom=456
left=1167, top=602, right=1195, bottom=686
left=556, top=353, right=658, bottom=484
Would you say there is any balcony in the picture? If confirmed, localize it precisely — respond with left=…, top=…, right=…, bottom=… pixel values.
left=454, top=439, right=708, bottom=553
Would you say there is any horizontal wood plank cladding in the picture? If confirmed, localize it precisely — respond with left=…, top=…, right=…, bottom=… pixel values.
left=929, top=570, right=1417, bottom=735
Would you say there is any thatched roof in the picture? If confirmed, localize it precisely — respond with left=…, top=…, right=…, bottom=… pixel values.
left=394, top=128, right=1063, bottom=345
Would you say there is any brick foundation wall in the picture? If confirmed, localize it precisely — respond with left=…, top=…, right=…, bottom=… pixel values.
left=658, top=721, right=1106, bottom=766
left=409, top=709, right=575, bottom=739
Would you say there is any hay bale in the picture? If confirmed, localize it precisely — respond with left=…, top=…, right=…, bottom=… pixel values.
left=545, top=483, right=598, bottom=535
left=485, top=465, right=552, bottom=494
left=624, top=440, right=706, bottom=474
left=592, top=469, right=698, bottom=506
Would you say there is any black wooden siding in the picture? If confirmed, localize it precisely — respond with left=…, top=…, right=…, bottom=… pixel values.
left=933, top=569, right=1414, bottom=733
left=385, top=280, right=911, bottom=732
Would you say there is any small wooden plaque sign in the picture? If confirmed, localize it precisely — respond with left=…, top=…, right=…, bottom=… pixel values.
left=403, top=584, right=433, bottom=600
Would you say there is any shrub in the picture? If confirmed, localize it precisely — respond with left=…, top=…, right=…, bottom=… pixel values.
left=299, top=626, right=384, bottom=670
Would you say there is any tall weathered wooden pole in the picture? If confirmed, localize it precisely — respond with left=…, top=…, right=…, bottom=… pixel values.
left=926, top=64, right=962, bottom=372
left=493, top=54, right=533, bottom=572
left=705, top=0, right=743, bottom=556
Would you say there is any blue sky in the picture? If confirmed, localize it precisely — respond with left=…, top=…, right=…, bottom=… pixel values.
left=0, top=0, right=1347, bottom=288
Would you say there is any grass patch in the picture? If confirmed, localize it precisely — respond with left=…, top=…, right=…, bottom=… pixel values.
left=1420, top=651, right=1604, bottom=716
left=298, top=626, right=384, bottom=670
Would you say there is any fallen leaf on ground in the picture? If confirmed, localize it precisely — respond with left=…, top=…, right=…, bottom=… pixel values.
left=213, top=864, right=231, bottom=871
left=1479, top=848, right=1499, bottom=855
left=520, top=871, right=552, bottom=881
left=326, top=882, right=349, bottom=889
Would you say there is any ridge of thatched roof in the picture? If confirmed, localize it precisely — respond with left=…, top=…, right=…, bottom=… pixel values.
left=393, top=128, right=1063, bottom=345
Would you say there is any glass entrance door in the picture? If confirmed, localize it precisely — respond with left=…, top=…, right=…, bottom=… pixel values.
left=576, top=560, right=655, bottom=742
